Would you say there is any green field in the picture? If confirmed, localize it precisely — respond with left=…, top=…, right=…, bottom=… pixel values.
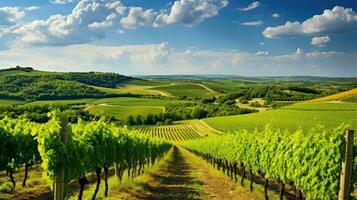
left=89, top=97, right=188, bottom=106
left=342, top=94, right=357, bottom=103
left=92, top=85, right=164, bottom=96
left=0, top=99, right=24, bottom=106
left=26, top=98, right=96, bottom=106
left=283, top=102, right=357, bottom=111
left=136, top=124, right=202, bottom=141
left=152, top=83, right=220, bottom=98
left=203, top=102, right=357, bottom=132
left=86, top=97, right=189, bottom=119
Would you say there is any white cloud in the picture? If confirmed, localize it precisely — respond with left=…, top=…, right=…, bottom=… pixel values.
left=0, top=43, right=356, bottom=76
left=241, top=20, right=262, bottom=26
left=154, top=0, right=228, bottom=27
left=263, top=6, right=357, bottom=38
left=254, top=51, right=268, bottom=56
left=272, top=13, right=280, bottom=18
left=117, top=29, right=124, bottom=34
left=263, top=21, right=301, bottom=38
left=50, top=0, right=74, bottom=4
left=0, top=7, right=25, bottom=25
left=120, top=7, right=156, bottom=29
left=88, top=13, right=117, bottom=29
left=311, top=36, right=330, bottom=47
left=11, top=0, right=126, bottom=46
left=130, top=42, right=171, bottom=64
left=239, top=1, right=260, bottom=12
left=25, top=6, right=39, bottom=11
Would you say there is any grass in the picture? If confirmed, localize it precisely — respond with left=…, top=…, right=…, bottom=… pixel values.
left=284, top=101, right=357, bottom=111
left=152, top=82, right=219, bottom=98
left=201, top=81, right=247, bottom=93
left=180, top=147, right=281, bottom=200
left=308, top=88, right=357, bottom=102
left=92, top=85, right=164, bottom=96
left=0, top=165, right=49, bottom=200
left=342, top=94, right=357, bottom=103
left=204, top=107, right=357, bottom=132
left=67, top=147, right=174, bottom=200
left=0, top=99, right=24, bottom=106
left=86, top=97, right=189, bottom=119
left=26, top=98, right=97, bottom=106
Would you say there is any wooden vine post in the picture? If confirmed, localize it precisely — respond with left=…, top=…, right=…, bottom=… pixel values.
left=54, top=116, right=68, bottom=200
left=338, top=130, right=354, bottom=200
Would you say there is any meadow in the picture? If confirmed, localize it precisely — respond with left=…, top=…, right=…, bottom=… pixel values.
left=203, top=104, right=357, bottom=132
left=342, top=94, right=357, bottom=103
left=283, top=101, right=357, bottom=111
left=92, top=85, right=164, bottom=96
left=85, top=97, right=189, bottom=120
left=152, top=82, right=220, bottom=98
left=0, top=99, right=24, bottom=106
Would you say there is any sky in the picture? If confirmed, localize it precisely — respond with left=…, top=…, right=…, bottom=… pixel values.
left=0, top=0, right=356, bottom=77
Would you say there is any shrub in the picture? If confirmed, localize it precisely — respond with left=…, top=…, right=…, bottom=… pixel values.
left=0, top=182, right=13, bottom=193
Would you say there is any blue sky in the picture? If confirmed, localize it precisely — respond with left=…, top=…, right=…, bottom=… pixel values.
left=0, top=0, right=356, bottom=76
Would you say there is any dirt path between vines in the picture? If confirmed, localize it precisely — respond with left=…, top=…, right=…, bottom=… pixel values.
left=127, top=147, right=259, bottom=200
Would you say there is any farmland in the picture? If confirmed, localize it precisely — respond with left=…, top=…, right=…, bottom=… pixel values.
left=85, top=97, right=189, bottom=120
left=1, top=67, right=357, bottom=200
left=136, top=124, right=202, bottom=141
left=342, top=94, right=357, bottom=103
left=151, top=82, right=221, bottom=98
left=203, top=103, right=357, bottom=132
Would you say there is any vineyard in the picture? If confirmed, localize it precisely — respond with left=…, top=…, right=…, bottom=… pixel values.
left=136, top=124, right=202, bottom=141
left=182, top=126, right=357, bottom=200
left=0, top=111, right=171, bottom=200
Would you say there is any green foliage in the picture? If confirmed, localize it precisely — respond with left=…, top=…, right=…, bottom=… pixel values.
left=57, top=72, right=129, bottom=88
left=0, top=104, right=97, bottom=123
left=0, top=182, right=13, bottom=193
left=34, top=111, right=172, bottom=185
left=217, top=85, right=318, bottom=105
left=0, top=75, right=109, bottom=100
left=0, top=68, right=134, bottom=100
left=0, top=118, right=40, bottom=174
left=124, top=102, right=254, bottom=126
left=182, top=125, right=351, bottom=199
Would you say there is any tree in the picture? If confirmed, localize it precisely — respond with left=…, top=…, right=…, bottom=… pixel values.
left=126, top=115, right=135, bottom=125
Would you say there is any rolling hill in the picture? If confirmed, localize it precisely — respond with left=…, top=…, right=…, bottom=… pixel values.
left=307, top=88, right=357, bottom=102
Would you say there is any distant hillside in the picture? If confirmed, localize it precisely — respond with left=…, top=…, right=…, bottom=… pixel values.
left=0, top=66, right=137, bottom=101
left=308, top=88, right=357, bottom=103
left=138, top=74, right=357, bottom=82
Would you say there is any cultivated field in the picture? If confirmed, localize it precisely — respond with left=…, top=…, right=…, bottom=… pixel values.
left=152, top=82, right=220, bottom=98
left=203, top=102, right=357, bottom=132
left=85, top=97, right=189, bottom=119
left=136, top=124, right=202, bottom=141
